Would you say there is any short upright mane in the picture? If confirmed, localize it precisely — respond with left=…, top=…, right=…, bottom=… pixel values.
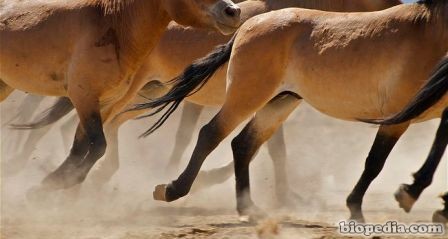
left=88, top=0, right=135, bottom=14
left=417, top=0, right=445, bottom=5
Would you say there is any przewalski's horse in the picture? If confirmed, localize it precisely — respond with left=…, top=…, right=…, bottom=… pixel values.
left=5, top=0, right=401, bottom=204
left=0, top=0, right=241, bottom=193
left=137, top=0, right=446, bottom=222
left=364, top=56, right=448, bottom=223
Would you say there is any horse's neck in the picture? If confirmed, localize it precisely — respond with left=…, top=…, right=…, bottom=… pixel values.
left=111, top=0, right=170, bottom=72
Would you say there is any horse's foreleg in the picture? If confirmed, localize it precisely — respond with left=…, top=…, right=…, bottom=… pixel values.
left=396, top=107, right=448, bottom=214
left=88, top=123, right=119, bottom=188
left=346, top=123, right=409, bottom=222
left=41, top=95, right=106, bottom=190
left=231, top=93, right=300, bottom=221
left=153, top=88, right=279, bottom=202
left=88, top=81, right=167, bottom=188
left=153, top=32, right=288, bottom=203
left=166, top=102, right=204, bottom=172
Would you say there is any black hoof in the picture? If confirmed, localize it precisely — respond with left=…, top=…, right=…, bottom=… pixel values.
left=394, top=184, right=417, bottom=213
left=41, top=165, right=85, bottom=190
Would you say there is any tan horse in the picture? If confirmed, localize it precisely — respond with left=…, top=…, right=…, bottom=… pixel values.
left=141, top=0, right=447, bottom=222
left=364, top=56, right=448, bottom=223
left=10, top=0, right=401, bottom=205
left=0, top=0, right=241, bottom=193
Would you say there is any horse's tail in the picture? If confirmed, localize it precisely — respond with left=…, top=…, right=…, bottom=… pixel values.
left=10, top=97, right=74, bottom=129
left=363, top=57, right=448, bottom=125
left=130, top=35, right=236, bottom=137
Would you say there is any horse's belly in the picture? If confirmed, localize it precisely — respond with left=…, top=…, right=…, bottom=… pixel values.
left=283, top=67, right=385, bottom=121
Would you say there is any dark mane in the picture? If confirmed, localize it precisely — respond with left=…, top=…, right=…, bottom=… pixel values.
left=417, top=0, right=446, bottom=5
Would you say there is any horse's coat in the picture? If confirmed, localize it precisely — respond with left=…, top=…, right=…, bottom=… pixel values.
left=146, top=0, right=448, bottom=222
left=0, top=0, right=241, bottom=192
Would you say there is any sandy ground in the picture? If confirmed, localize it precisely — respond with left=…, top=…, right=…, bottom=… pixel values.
left=1, top=92, right=447, bottom=239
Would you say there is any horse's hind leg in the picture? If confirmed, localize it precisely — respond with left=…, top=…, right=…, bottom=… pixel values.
left=396, top=107, right=448, bottom=214
left=166, top=102, right=204, bottom=172
left=346, top=123, right=409, bottom=223
left=266, top=125, right=305, bottom=208
left=231, top=93, right=301, bottom=220
left=0, top=80, right=13, bottom=102
left=433, top=192, right=448, bottom=223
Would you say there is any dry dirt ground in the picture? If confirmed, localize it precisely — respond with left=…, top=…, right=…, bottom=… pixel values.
left=1, top=92, right=447, bottom=239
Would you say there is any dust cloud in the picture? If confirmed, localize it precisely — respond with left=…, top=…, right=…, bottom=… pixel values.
left=1, top=91, right=446, bottom=238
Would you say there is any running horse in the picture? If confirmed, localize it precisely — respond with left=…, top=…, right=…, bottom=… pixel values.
left=0, top=0, right=241, bottom=193
left=138, top=0, right=448, bottom=222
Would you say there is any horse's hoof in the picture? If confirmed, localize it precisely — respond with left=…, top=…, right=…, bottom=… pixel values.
left=153, top=184, right=168, bottom=201
left=42, top=167, right=85, bottom=190
left=348, top=214, right=366, bottom=224
left=394, top=184, right=416, bottom=213
left=433, top=210, right=448, bottom=224
left=238, top=205, right=268, bottom=223
left=346, top=203, right=365, bottom=223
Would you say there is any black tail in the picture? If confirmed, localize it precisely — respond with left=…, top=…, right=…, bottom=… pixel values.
left=363, top=57, right=448, bottom=125
left=10, top=97, right=74, bottom=129
left=130, top=35, right=236, bottom=137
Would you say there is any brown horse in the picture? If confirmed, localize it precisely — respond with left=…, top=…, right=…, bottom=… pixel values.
left=140, top=0, right=446, bottom=222
left=364, top=56, right=448, bottom=223
left=5, top=0, right=400, bottom=203
left=0, top=0, right=241, bottom=193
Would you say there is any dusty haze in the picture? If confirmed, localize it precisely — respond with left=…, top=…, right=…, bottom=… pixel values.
left=1, top=91, right=446, bottom=238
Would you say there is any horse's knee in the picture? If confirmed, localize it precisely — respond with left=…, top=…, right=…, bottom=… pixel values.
left=89, top=133, right=107, bottom=159
left=197, top=120, right=227, bottom=151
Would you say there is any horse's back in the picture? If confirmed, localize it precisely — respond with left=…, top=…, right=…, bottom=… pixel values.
left=230, top=5, right=442, bottom=121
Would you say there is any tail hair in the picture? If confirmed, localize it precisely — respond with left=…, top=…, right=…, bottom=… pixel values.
left=10, top=97, right=74, bottom=129
left=130, top=35, right=236, bottom=137
left=362, top=57, right=448, bottom=125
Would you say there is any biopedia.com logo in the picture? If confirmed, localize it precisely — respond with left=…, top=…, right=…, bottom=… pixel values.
left=339, top=221, right=445, bottom=237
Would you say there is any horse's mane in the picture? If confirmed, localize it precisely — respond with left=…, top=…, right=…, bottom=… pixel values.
left=86, top=0, right=135, bottom=14
left=417, top=0, right=447, bottom=6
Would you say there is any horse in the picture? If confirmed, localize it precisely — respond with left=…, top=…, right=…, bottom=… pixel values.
left=363, top=56, right=448, bottom=223
left=4, top=0, right=401, bottom=206
left=0, top=0, right=242, bottom=194
left=136, top=0, right=447, bottom=222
